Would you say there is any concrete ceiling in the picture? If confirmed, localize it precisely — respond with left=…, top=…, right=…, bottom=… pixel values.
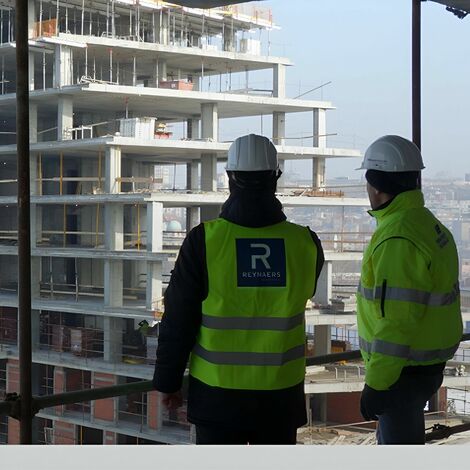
left=169, top=1, right=259, bottom=8
left=169, top=0, right=470, bottom=16
left=430, top=1, right=470, bottom=13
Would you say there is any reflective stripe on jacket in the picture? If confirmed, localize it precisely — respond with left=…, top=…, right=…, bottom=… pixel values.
left=189, top=218, right=318, bottom=390
left=357, top=190, right=463, bottom=390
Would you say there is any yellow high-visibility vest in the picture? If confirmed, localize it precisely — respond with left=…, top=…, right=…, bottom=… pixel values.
left=189, top=218, right=319, bottom=390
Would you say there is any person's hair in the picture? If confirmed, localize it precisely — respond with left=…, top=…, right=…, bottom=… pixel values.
left=227, top=170, right=281, bottom=191
left=365, top=170, right=420, bottom=195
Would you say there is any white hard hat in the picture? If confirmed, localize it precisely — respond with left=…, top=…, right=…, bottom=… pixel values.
left=226, top=134, right=278, bottom=172
left=358, top=135, right=425, bottom=172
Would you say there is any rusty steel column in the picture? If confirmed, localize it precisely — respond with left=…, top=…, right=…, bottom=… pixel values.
left=16, top=0, right=33, bottom=444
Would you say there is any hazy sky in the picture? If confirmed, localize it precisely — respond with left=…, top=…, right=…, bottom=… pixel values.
left=263, top=0, right=470, bottom=179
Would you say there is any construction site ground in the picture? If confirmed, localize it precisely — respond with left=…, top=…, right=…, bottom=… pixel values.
left=297, top=416, right=470, bottom=445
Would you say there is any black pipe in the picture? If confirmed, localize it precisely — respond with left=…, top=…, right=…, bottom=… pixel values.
left=413, top=0, right=422, bottom=188
left=32, top=380, right=154, bottom=414
left=412, top=0, right=421, bottom=151
left=16, top=0, right=33, bottom=444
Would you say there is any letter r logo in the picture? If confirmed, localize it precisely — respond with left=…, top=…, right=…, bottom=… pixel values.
left=250, top=243, right=271, bottom=269
left=236, top=238, right=286, bottom=287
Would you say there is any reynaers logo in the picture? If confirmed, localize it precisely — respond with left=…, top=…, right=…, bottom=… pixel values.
left=236, top=238, right=286, bottom=287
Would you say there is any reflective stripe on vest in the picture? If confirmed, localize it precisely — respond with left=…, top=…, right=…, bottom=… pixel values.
left=357, top=282, right=460, bottom=307
left=359, top=336, right=460, bottom=362
left=193, top=343, right=305, bottom=366
left=201, top=312, right=304, bottom=331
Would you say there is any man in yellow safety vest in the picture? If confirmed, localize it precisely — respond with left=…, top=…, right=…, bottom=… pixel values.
left=356, top=135, right=463, bottom=444
left=153, top=134, right=324, bottom=444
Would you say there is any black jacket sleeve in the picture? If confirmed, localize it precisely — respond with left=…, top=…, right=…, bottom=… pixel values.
left=308, top=228, right=324, bottom=297
left=152, top=223, right=207, bottom=393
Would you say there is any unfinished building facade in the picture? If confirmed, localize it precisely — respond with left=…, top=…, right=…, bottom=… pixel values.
left=0, top=0, right=394, bottom=444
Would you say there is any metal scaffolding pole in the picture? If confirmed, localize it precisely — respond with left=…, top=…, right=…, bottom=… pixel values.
left=16, top=0, right=33, bottom=444
left=412, top=0, right=421, bottom=150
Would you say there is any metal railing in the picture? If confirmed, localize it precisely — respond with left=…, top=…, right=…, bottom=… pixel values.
left=1, top=332, right=470, bottom=444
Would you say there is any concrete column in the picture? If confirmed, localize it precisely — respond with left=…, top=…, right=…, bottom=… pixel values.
left=79, top=159, right=96, bottom=248
left=315, top=325, right=331, bottom=356
left=313, top=158, right=326, bottom=189
left=273, top=111, right=286, bottom=192
left=29, top=103, right=38, bottom=144
left=312, top=109, right=327, bottom=189
left=192, top=75, right=200, bottom=91
left=273, top=64, right=286, bottom=98
left=157, top=60, right=167, bottom=84
left=105, top=204, right=124, bottom=251
left=28, top=52, right=35, bottom=91
left=186, top=161, right=200, bottom=231
left=200, top=155, right=217, bottom=192
left=200, top=155, right=220, bottom=221
left=103, top=317, right=124, bottom=362
left=223, top=27, right=235, bottom=52
left=147, top=202, right=163, bottom=252
left=105, top=146, right=121, bottom=194
left=104, top=146, right=123, bottom=307
left=104, top=261, right=123, bottom=307
left=313, top=260, right=332, bottom=306
left=57, top=96, right=73, bottom=141
left=104, top=203, right=123, bottom=307
left=54, top=45, right=73, bottom=88
left=160, top=12, right=169, bottom=45
left=272, top=111, right=285, bottom=145
left=201, top=103, right=218, bottom=141
left=28, top=0, right=36, bottom=38
left=200, top=103, right=220, bottom=221
left=147, top=261, right=163, bottom=311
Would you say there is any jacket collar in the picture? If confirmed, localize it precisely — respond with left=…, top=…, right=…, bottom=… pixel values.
left=219, top=189, right=286, bottom=228
left=368, top=190, right=425, bottom=224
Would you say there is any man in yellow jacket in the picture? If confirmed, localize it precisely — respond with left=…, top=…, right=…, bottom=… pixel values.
left=153, top=134, right=324, bottom=444
left=357, top=135, right=462, bottom=444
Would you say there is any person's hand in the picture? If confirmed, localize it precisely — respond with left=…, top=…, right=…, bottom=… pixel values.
left=360, top=384, right=389, bottom=421
left=161, top=390, right=183, bottom=410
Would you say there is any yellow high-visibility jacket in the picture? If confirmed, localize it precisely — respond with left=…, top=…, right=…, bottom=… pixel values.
left=189, top=218, right=319, bottom=390
left=357, top=190, right=462, bottom=390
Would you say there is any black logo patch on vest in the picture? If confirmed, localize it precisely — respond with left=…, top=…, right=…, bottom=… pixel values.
left=236, top=238, right=286, bottom=287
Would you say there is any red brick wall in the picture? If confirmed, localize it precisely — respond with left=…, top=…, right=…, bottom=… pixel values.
left=7, top=418, right=19, bottom=445
left=326, top=392, right=376, bottom=430
left=6, top=359, right=20, bottom=444
left=92, top=372, right=117, bottom=422
left=6, top=359, right=19, bottom=393
left=53, top=421, right=76, bottom=445
left=104, top=431, right=117, bottom=445
left=439, top=387, right=448, bottom=412
left=53, top=367, right=65, bottom=416
left=147, top=391, right=160, bottom=430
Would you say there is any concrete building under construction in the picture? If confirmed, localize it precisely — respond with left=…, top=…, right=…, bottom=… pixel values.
left=0, top=0, right=469, bottom=445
